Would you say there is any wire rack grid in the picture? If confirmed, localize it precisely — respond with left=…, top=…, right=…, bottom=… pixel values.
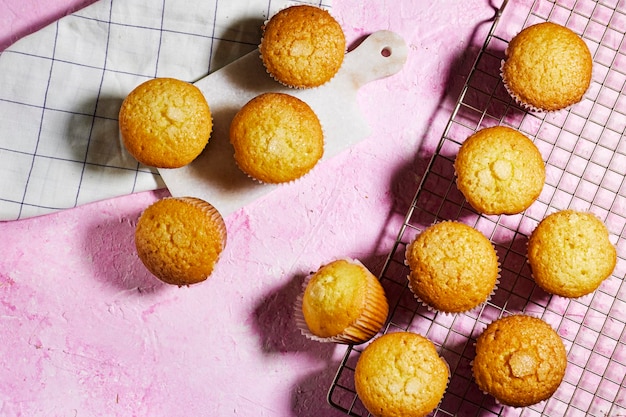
left=327, top=0, right=626, bottom=416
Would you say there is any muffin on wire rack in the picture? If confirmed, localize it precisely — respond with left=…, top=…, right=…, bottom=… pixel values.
left=354, top=332, right=449, bottom=417
left=527, top=209, right=617, bottom=298
left=260, top=4, right=346, bottom=88
left=472, top=314, right=567, bottom=407
left=454, top=125, right=546, bottom=215
left=229, top=92, right=324, bottom=184
left=405, top=221, right=500, bottom=314
left=501, top=22, right=593, bottom=112
left=295, top=259, right=388, bottom=344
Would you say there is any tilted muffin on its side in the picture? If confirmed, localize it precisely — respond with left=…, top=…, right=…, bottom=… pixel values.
left=119, top=78, right=212, bottom=168
left=355, top=332, right=449, bottom=417
left=527, top=209, right=616, bottom=298
left=405, top=221, right=500, bottom=314
left=260, top=5, right=346, bottom=88
left=296, top=259, right=388, bottom=344
left=472, top=315, right=567, bottom=407
left=501, top=22, right=593, bottom=111
left=229, top=92, right=324, bottom=184
left=135, top=197, right=227, bottom=286
left=454, top=126, right=545, bottom=215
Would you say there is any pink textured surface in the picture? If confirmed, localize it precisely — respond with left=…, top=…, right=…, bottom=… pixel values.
left=0, top=0, right=495, bottom=415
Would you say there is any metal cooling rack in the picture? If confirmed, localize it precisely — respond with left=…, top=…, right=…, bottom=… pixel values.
left=328, top=0, right=626, bottom=415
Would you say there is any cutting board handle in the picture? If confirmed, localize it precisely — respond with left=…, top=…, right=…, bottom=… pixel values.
left=343, top=30, right=408, bottom=88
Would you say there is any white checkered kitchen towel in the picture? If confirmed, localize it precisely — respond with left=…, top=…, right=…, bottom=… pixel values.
left=0, top=0, right=330, bottom=221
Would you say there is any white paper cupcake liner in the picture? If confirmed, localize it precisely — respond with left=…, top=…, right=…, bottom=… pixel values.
left=172, top=196, right=228, bottom=270
left=500, top=59, right=555, bottom=113
left=500, top=56, right=586, bottom=113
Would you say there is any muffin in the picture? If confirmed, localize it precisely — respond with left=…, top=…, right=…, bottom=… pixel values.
left=501, top=22, right=593, bottom=111
left=454, top=126, right=546, bottom=215
left=229, top=92, right=324, bottom=183
left=296, top=259, right=388, bottom=344
left=119, top=78, right=212, bottom=168
left=135, top=197, right=227, bottom=286
left=527, top=210, right=616, bottom=298
left=472, top=314, right=567, bottom=407
left=405, top=221, right=499, bottom=313
left=355, top=332, right=449, bottom=417
left=260, top=5, right=346, bottom=88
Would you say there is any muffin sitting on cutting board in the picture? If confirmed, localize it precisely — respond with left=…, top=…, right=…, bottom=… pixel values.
left=229, top=92, right=324, bottom=184
left=260, top=4, right=346, bottom=88
left=119, top=78, right=213, bottom=168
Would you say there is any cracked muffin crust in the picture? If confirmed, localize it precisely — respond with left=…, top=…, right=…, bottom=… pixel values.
left=355, top=332, right=449, bottom=417
left=135, top=197, right=226, bottom=286
left=119, top=77, right=212, bottom=168
left=527, top=209, right=617, bottom=298
left=260, top=4, right=346, bottom=88
left=472, top=315, right=567, bottom=407
left=454, top=125, right=545, bottom=215
left=405, top=221, right=500, bottom=314
left=229, top=92, right=324, bottom=184
left=501, top=22, right=593, bottom=111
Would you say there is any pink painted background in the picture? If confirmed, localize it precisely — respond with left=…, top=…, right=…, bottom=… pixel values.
left=0, top=1, right=497, bottom=415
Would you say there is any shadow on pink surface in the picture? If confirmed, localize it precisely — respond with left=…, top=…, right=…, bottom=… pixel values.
left=370, top=4, right=506, bottom=255
left=251, top=250, right=389, bottom=416
left=252, top=271, right=350, bottom=417
left=82, top=188, right=171, bottom=293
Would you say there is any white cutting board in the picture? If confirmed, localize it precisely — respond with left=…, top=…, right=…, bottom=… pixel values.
left=158, top=30, right=408, bottom=216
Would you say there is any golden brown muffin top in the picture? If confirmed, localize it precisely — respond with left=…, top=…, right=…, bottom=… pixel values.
left=355, top=332, right=449, bottom=417
left=528, top=210, right=616, bottom=298
left=502, top=22, right=592, bottom=111
left=260, top=5, right=346, bottom=88
left=302, top=259, right=387, bottom=339
left=119, top=78, right=212, bottom=168
left=135, top=197, right=226, bottom=286
left=454, top=126, right=545, bottom=215
left=406, top=221, right=499, bottom=313
left=229, top=92, right=324, bottom=183
left=472, top=315, right=567, bottom=407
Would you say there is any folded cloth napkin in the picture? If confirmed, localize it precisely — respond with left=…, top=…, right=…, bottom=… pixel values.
left=0, top=0, right=330, bottom=221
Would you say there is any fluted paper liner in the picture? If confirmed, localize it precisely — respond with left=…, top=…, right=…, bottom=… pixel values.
left=294, top=258, right=389, bottom=345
